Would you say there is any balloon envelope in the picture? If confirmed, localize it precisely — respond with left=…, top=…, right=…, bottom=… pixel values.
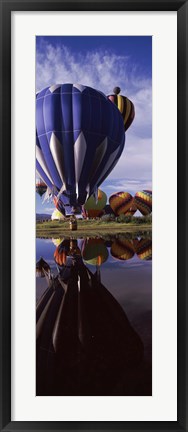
left=108, top=93, right=135, bottom=131
left=109, top=191, right=134, bottom=216
left=134, top=190, right=152, bottom=216
left=36, top=257, right=51, bottom=278
left=51, top=209, right=65, bottom=221
left=111, top=238, right=135, bottom=261
left=82, top=238, right=108, bottom=266
left=54, top=239, right=70, bottom=267
left=36, top=83, right=125, bottom=214
left=125, top=200, right=137, bottom=216
left=135, top=238, right=152, bottom=260
left=36, top=179, right=47, bottom=197
left=84, top=189, right=107, bottom=218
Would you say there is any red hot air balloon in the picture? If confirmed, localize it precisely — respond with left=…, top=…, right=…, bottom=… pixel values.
left=36, top=178, right=47, bottom=197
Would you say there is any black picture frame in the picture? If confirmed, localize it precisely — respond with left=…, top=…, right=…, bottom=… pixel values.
left=0, top=1, right=187, bottom=431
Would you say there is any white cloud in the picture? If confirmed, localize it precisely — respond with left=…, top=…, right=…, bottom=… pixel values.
left=43, top=207, right=54, bottom=212
left=36, top=39, right=152, bottom=186
left=36, top=41, right=131, bottom=94
left=105, top=179, right=152, bottom=194
left=107, top=134, right=152, bottom=181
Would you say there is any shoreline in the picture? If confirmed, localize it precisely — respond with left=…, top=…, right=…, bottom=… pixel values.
left=36, top=221, right=152, bottom=239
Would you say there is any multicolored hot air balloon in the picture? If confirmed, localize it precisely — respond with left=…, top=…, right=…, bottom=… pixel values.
left=36, top=83, right=130, bottom=215
left=52, top=237, right=64, bottom=247
left=111, top=238, right=135, bottom=261
left=82, top=238, right=108, bottom=266
left=109, top=191, right=134, bottom=216
left=125, top=201, right=137, bottom=217
left=83, top=189, right=107, bottom=218
left=53, top=196, right=66, bottom=216
left=54, top=239, right=70, bottom=267
left=134, top=238, right=152, bottom=260
left=54, top=239, right=81, bottom=269
left=36, top=178, right=47, bottom=197
left=108, top=87, right=135, bottom=132
left=134, top=190, right=152, bottom=216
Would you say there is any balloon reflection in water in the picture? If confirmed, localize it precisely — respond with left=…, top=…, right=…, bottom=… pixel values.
left=111, top=238, right=135, bottom=261
left=82, top=238, right=108, bottom=266
left=52, top=238, right=64, bottom=247
left=82, top=237, right=108, bottom=282
left=134, top=238, right=152, bottom=261
left=54, top=239, right=81, bottom=268
left=110, top=237, right=152, bottom=262
left=36, top=240, right=144, bottom=396
left=36, top=257, right=51, bottom=278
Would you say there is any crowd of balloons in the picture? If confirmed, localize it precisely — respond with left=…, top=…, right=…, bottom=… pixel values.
left=47, top=188, right=152, bottom=220
left=109, top=190, right=152, bottom=217
left=36, top=236, right=152, bottom=278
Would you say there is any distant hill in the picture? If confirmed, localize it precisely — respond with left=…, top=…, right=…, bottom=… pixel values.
left=36, top=213, right=51, bottom=221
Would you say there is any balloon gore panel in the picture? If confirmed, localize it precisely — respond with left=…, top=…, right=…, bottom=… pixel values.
left=36, top=84, right=125, bottom=214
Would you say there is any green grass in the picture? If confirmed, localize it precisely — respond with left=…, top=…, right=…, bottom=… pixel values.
left=36, top=219, right=152, bottom=239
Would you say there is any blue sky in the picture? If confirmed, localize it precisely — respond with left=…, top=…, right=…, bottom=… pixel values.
left=36, top=36, right=152, bottom=214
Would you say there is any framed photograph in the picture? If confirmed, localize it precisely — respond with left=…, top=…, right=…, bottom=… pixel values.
left=0, top=0, right=187, bottom=431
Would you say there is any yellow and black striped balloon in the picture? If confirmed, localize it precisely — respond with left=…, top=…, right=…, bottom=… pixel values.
left=111, top=239, right=135, bottom=261
left=108, top=94, right=135, bottom=132
left=134, top=190, right=152, bottom=216
left=135, top=238, right=152, bottom=261
left=109, top=191, right=134, bottom=216
left=125, top=200, right=137, bottom=216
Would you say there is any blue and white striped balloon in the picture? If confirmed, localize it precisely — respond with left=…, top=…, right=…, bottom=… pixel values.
left=36, top=83, right=125, bottom=213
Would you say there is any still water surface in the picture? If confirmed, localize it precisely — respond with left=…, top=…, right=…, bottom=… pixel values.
left=36, top=235, right=152, bottom=396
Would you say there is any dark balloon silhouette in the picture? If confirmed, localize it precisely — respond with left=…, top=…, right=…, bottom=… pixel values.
left=36, top=244, right=144, bottom=396
left=36, top=257, right=51, bottom=278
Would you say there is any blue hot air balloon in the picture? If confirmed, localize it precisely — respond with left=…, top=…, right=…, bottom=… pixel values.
left=36, top=83, right=126, bottom=214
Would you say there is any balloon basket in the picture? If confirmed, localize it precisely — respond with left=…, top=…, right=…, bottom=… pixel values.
left=69, top=220, right=77, bottom=231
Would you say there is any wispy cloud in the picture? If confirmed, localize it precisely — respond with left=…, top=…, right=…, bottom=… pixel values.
left=103, top=177, right=152, bottom=196
left=44, top=207, right=54, bottom=213
left=36, top=38, right=152, bottom=191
